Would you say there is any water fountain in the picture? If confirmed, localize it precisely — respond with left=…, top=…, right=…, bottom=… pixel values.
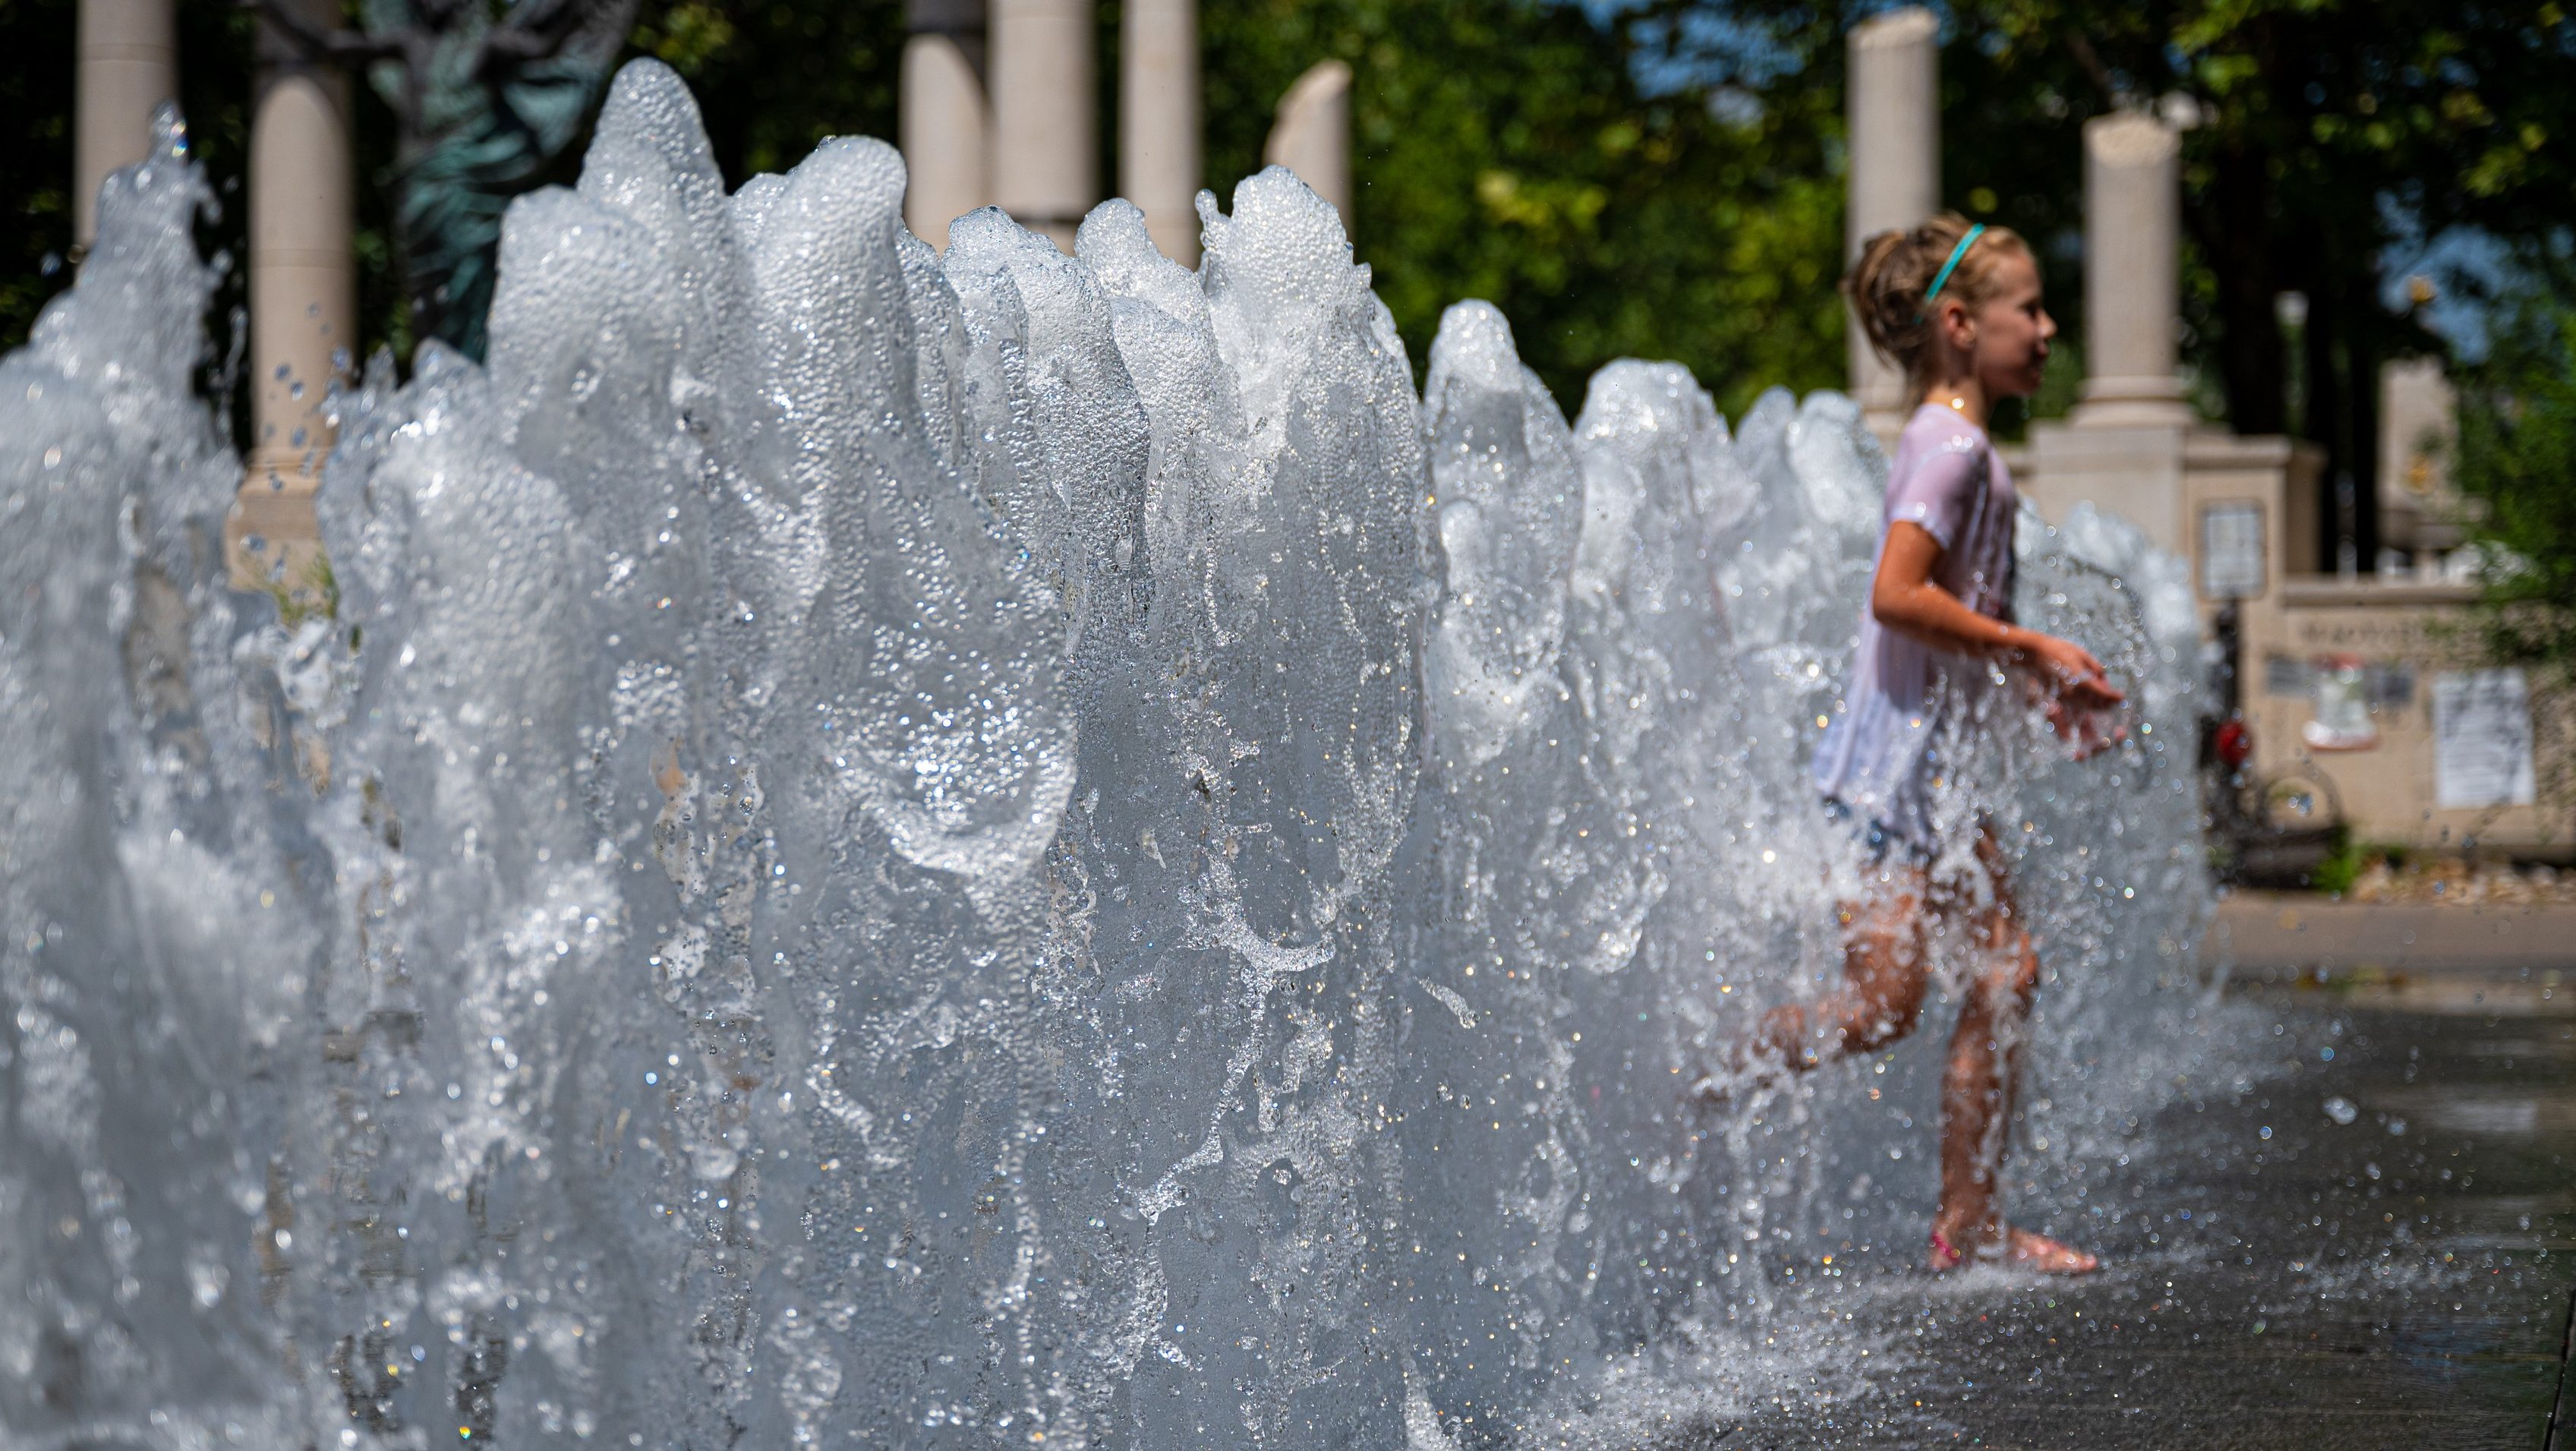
left=2, top=62, right=2213, bottom=1448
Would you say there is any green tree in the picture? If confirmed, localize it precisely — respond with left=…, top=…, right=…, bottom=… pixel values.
left=628, top=1, right=903, bottom=181
left=2457, top=290, right=2576, bottom=674
left=0, top=0, right=75, bottom=355
left=1202, top=0, right=1844, bottom=416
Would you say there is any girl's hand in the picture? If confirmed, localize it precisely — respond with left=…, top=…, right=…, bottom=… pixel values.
left=2023, top=636, right=2126, bottom=755
left=2024, top=635, right=2122, bottom=707
left=1865, top=524, right=2124, bottom=756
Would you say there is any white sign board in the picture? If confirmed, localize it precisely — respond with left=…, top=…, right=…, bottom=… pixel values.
left=2199, top=503, right=2265, bottom=601
left=2433, top=669, right=2537, bottom=809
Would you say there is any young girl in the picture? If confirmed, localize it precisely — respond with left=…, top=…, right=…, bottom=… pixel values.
left=1718, top=214, right=2124, bottom=1274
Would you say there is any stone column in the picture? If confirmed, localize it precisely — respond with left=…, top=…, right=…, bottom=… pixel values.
left=74, top=0, right=178, bottom=247
left=903, top=0, right=991, bottom=251
left=1120, top=0, right=1200, bottom=265
left=2073, top=112, right=2190, bottom=427
left=1844, top=7, right=1938, bottom=431
left=2026, top=110, right=2198, bottom=562
left=989, top=0, right=1096, bottom=252
left=1263, top=60, right=1351, bottom=238
left=229, top=0, right=356, bottom=596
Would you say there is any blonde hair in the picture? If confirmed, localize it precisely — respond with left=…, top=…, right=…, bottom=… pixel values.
left=1843, top=213, right=2032, bottom=385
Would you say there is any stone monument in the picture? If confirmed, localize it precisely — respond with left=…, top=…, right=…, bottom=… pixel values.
left=1997, top=109, right=2524, bottom=854
left=2072, top=114, right=2192, bottom=427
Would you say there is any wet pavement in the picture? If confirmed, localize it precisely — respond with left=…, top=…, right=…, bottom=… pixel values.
left=1663, top=967, right=2576, bottom=1449
left=2209, top=889, right=2576, bottom=979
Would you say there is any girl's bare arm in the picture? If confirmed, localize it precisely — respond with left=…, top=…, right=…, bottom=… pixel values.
left=1868, top=522, right=2124, bottom=707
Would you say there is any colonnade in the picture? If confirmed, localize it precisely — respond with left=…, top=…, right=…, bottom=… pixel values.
left=72, top=0, right=353, bottom=590
left=900, top=0, right=1350, bottom=263
left=98, top=3, right=2236, bottom=579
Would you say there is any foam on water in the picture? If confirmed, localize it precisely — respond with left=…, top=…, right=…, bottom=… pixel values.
left=1, top=65, right=2215, bottom=1447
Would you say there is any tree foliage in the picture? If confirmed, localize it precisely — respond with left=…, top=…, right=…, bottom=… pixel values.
left=627, top=1, right=903, bottom=181
left=2458, top=292, right=2576, bottom=673
left=1201, top=0, right=1843, bottom=415
left=0, top=0, right=76, bottom=355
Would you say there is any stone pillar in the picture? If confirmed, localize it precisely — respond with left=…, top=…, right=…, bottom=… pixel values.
left=2073, top=112, right=2190, bottom=427
left=1845, top=7, right=1938, bottom=432
left=229, top=0, right=356, bottom=596
left=1120, top=0, right=1200, bottom=265
left=1263, top=60, right=1351, bottom=238
left=903, top=0, right=991, bottom=251
left=74, top=0, right=178, bottom=247
left=989, top=0, right=1096, bottom=252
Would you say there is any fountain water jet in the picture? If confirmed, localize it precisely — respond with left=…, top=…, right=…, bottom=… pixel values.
left=0, top=63, right=2215, bottom=1448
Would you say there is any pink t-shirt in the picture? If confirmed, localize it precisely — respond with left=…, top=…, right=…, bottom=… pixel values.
left=1808, top=403, right=2018, bottom=843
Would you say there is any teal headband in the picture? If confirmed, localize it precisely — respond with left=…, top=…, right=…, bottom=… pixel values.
left=1918, top=224, right=1986, bottom=319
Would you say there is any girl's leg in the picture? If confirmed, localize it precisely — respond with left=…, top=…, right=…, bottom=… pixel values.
left=1929, top=837, right=2095, bottom=1272
left=1748, top=866, right=1931, bottom=1071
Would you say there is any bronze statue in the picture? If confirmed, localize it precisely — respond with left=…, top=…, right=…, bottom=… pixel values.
left=247, top=0, right=639, bottom=360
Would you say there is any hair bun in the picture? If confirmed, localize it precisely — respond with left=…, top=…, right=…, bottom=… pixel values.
left=1842, top=213, right=2026, bottom=385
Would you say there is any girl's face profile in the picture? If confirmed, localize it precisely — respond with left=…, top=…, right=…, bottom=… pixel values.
left=1963, top=248, right=2054, bottom=400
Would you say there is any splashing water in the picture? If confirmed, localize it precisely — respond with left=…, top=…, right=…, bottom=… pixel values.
left=2, top=66, right=2214, bottom=1447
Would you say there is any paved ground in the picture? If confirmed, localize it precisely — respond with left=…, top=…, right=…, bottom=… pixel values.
left=2209, top=889, right=2576, bottom=981
left=1645, top=931, right=2576, bottom=1449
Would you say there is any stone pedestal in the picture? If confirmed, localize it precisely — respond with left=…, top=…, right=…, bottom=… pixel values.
left=1844, top=7, right=1938, bottom=437
left=2072, top=112, right=2190, bottom=429
left=74, top=0, right=178, bottom=247
left=2029, top=419, right=2190, bottom=553
left=1263, top=60, right=1351, bottom=237
left=990, top=0, right=1097, bottom=251
left=2024, top=424, right=2323, bottom=610
left=229, top=2, right=355, bottom=598
left=1120, top=0, right=1200, bottom=265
